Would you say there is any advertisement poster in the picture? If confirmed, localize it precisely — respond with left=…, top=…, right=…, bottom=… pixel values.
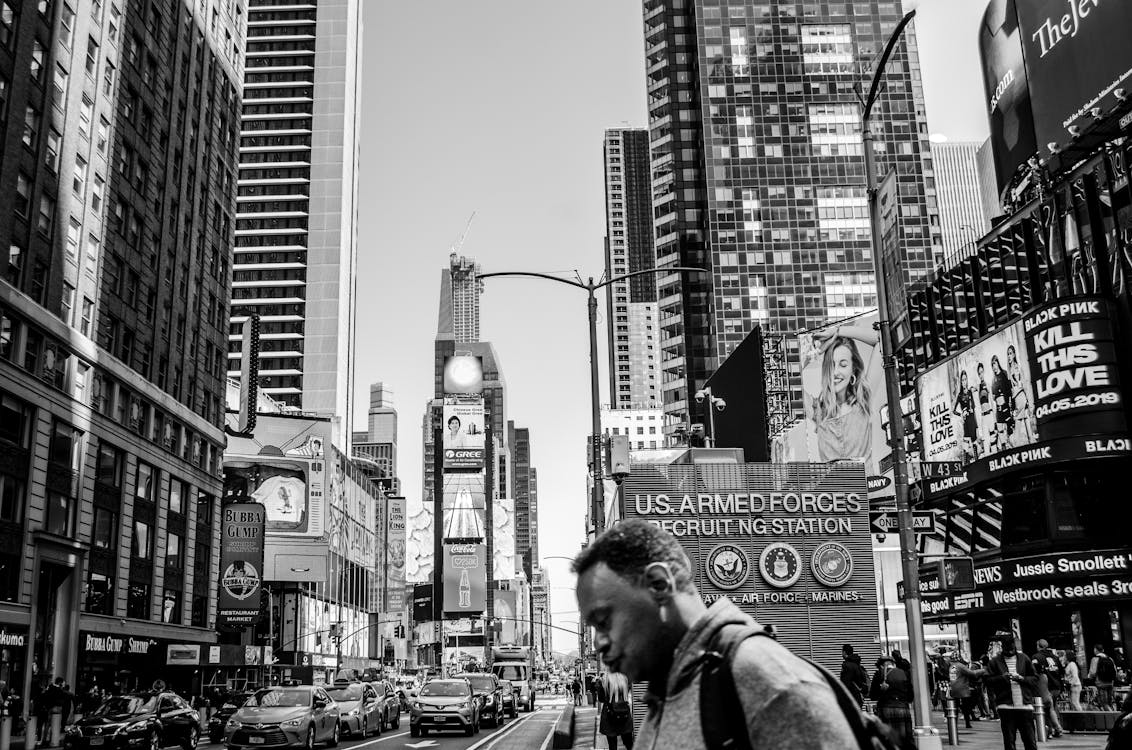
left=1015, top=0, right=1132, bottom=155
left=492, top=495, right=516, bottom=581
left=443, top=543, right=487, bottom=615
left=978, top=0, right=1038, bottom=193
left=443, top=355, right=484, bottom=395
left=784, top=312, right=892, bottom=499
left=224, top=452, right=325, bottom=537
left=386, top=497, right=407, bottom=611
left=442, top=473, right=487, bottom=540
left=918, top=319, right=1036, bottom=465
left=217, top=502, right=266, bottom=629
left=443, top=399, right=486, bottom=470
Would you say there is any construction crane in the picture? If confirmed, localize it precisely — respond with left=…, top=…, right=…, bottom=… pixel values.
left=449, top=211, right=477, bottom=259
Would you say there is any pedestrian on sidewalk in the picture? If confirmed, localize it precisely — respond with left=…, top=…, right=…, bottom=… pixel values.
left=573, top=520, right=856, bottom=749
left=986, top=637, right=1039, bottom=750
left=1063, top=651, right=1083, bottom=711
left=948, top=656, right=983, bottom=729
left=1090, top=645, right=1119, bottom=711
left=572, top=677, right=583, bottom=707
left=597, top=673, right=635, bottom=750
left=839, top=645, right=868, bottom=707
left=870, top=656, right=913, bottom=749
left=1032, top=639, right=1063, bottom=738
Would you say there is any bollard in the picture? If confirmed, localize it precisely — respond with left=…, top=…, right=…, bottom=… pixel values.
left=944, top=698, right=960, bottom=746
left=24, top=716, right=36, bottom=750
left=1033, top=697, right=1046, bottom=743
left=1, top=713, right=11, bottom=750
left=48, top=710, right=61, bottom=749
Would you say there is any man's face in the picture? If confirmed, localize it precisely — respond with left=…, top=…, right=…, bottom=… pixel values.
left=576, top=562, right=671, bottom=683
left=1002, top=640, right=1016, bottom=656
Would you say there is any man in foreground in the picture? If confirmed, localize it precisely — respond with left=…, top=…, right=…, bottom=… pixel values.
left=573, top=520, right=857, bottom=749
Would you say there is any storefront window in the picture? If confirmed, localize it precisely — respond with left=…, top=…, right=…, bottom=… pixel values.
left=131, top=519, right=151, bottom=558
left=126, top=582, right=150, bottom=619
left=92, top=506, right=117, bottom=550
left=84, top=570, right=113, bottom=614
left=196, top=490, right=213, bottom=527
left=161, top=588, right=181, bottom=623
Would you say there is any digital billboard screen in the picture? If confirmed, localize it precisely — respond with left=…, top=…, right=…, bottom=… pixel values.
left=916, top=296, right=1127, bottom=496
left=443, top=355, right=484, bottom=395
left=441, top=472, right=487, bottom=540
left=978, top=0, right=1038, bottom=194
left=443, top=399, right=486, bottom=470
left=443, top=543, right=487, bottom=615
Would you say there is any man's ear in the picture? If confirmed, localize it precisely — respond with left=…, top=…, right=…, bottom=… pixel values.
left=642, top=562, right=675, bottom=603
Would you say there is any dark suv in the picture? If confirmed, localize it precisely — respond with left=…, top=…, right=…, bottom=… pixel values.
left=207, top=691, right=256, bottom=743
left=455, top=674, right=505, bottom=728
left=64, top=692, right=200, bottom=750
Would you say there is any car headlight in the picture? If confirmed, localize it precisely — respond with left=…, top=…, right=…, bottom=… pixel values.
left=124, top=721, right=148, bottom=733
left=281, top=719, right=304, bottom=728
left=64, top=725, right=80, bottom=735
left=412, top=702, right=422, bottom=711
left=226, top=720, right=242, bottom=729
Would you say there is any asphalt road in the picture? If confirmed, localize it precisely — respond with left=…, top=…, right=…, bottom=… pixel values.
left=204, top=697, right=573, bottom=750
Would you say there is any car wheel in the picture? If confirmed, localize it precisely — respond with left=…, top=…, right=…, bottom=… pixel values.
left=327, top=722, right=339, bottom=748
left=409, top=726, right=420, bottom=739
left=464, top=722, right=474, bottom=737
left=392, top=713, right=400, bottom=730
left=375, top=713, right=383, bottom=736
left=304, top=728, right=315, bottom=750
left=184, top=726, right=199, bottom=750
left=149, top=731, right=161, bottom=750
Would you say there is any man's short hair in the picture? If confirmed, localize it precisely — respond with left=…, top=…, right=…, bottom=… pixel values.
left=1037, top=639, right=1049, bottom=649
left=843, top=645, right=854, bottom=654
left=572, top=519, right=696, bottom=593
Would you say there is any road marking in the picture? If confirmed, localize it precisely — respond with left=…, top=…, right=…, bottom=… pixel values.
left=460, top=710, right=540, bottom=750
left=341, top=729, right=410, bottom=749
left=403, top=742, right=438, bottom=749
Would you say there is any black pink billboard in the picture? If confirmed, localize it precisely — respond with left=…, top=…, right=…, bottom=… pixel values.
left=916, top=296, right=1128, bottom=496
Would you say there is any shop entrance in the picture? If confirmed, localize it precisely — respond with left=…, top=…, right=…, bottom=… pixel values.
left=31, top=561, right=75, bottom=690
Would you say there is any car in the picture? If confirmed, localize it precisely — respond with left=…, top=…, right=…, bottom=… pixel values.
left=64, top=692, right=200, bottom=750
left=368, top=681, right=401, bottom=730
left=498, top=680, right=518, bottom=719
left=324, top=682, right=381, bottom=738
left=408, top=679, right=479, bottom=738
left=208, top=692, right=257, bottom=743
left=454, top=674, right=505, bottom=728
left=224, top=685, right=340, bottom=750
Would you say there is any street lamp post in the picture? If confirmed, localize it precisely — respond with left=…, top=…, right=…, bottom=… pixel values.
left=861, top=10, right=938, bottom=746
left=479, top=267, right=708, bottom=536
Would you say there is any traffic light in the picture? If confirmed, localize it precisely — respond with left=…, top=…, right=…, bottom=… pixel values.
left=936, top=557, right=975, bottom=592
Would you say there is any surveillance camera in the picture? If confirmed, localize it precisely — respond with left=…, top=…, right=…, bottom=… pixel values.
left=875, top=533, right=887, bottom=544
left=694, top=390, right=706, bottom=403
left=714, top=398, right=727, bottom=412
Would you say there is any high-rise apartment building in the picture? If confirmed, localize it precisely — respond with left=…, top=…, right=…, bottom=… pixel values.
left=509, top=422, right=538, bottom=581
left=932, top=140, right=991, bottom=266
left=352, top=381, right=399, bottom=492
left=975, top=138, right=1002, bottom=228
left=229, top=0, right=362, bottom=446
left=447, top=252, right=482, bottom=344
left=603, top=128, right=660, bottom=410
left=641, top=0, right=941, bottom=433
left=0, top=0, right=243, bottom=701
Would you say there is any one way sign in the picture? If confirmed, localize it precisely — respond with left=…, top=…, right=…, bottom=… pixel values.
left=869, top=510, right=936, bottom=534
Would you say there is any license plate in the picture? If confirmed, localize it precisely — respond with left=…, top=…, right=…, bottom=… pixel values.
left=249, top=738, right=265, bottom=744
left=89, top=738, right=104, bottom=746
left=433, top=716, right=446, bottom=722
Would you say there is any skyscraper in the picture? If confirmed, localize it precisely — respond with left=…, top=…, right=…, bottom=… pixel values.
left=603, top=128, right=661, bottom=410
left=509, top=422, right=538, bottom=581
left=641, top=0, right=941, bottom=433
left=446, top=252, right=483, bottom=344
left=229, top=0, right=363, bottom=445
left=975, top=138, right=1003, bottom=228
left=0, top=0, right=242, bottom=700
left=352, top=381, right=399, bottom=492
left=932, top=140, right=992, bottom=265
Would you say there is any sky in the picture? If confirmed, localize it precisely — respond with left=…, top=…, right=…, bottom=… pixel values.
left=357, top=0, right=991, bottom=654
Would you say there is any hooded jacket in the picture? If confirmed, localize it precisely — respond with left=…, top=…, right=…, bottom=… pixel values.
left=634, top=599, right=857, bottom=750
left=840, top=653, right=868, bottom=705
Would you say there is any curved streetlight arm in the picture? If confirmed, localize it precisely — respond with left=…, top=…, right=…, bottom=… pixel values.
left=592, top=266, right=708, bottom=291
left=478, top=270, right=588, bottom=290
left=862, top=10, right=917, bottom=127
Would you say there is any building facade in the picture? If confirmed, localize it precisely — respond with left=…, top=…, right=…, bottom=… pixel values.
left=351, top=381, right=399, bottom=493
left=229, top=0, right=362, bottom=446
left=641, top=0, right=941, bottom=435
left=448, top=252, right=482, bottom=345
left=603, top=128, right=660, bottom=410
left=600, top=406, right=666, bottom=450
left=0, top=0, right=243, bottom=702
left=508, top=422, right=537, bottom=581
left=931, top=140, right=991, bottom=266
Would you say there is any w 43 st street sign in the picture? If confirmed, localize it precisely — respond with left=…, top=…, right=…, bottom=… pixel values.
left=869, top=510, right=937, bottom=535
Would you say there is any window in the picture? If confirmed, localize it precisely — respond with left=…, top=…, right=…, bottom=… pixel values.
left=161, top=589, right=181, bottom=623
left=84, top=35, right=99, bottom=74
left=72, top=155, right=86, bottom=197
left=14, top=173, right=30, bottom=215
left=102, top=61, right=114, bottom=96
left=80, top=297, right=93, bottom=335
left=61, top=282, right=74, bottom=324
left=78, top=95, right=92, bottom=140
left=168, top=479, right=184, bottom=515
left=190, top=593, right=206, bottom=627
left=165, top=531, right=182, bottom=568
left=0, top=2, right=14, bottom=49
left=5, top=242, right=22, bottom=285
left=48, top=420, right=81, bottom=469
left=95, top=442, right=122, bottom=485
left=135, top=462, right=155, bottom=502
left=96, top=117, right=109, bottom=153
left=22, top=105, right=39, bottom=148
left=92, top=174, right=104, bottom=210
left=51, top=63, right=66, bottom=110
left=84, top=570, right=113, bottom=614
left=85, top=234, right=100, bottom=274
left=66, top=217, right=80, bottom=257
left=36, top=193, right=54, bottom=236
left=126, top=582, right=149, bottom=619
left=92, top=506, right=117, bottom=549
left=131, top=519, right=151, bottom=558
left=30, top=40, right=44, bottom=82
left=0, top=473, right=25, bottom=523
left=196, top=491, right=213, bottom=527
left=59, top=3, right=74, bottom=46
left=45, top=491, right=74, bottom=536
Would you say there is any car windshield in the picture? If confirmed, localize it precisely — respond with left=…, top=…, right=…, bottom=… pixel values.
left=94, top=696, right=157, bottom=716
left=493, top=666, right=525, bottom=681
left=465, top=676, right=494, bottom=692
left=246, top=689, right=310, bottom=708
left=420, top=683, right=469, bottom=697
left=324, top=686, right=361, bottom=702
left=499, top=681, right=513, bottom=691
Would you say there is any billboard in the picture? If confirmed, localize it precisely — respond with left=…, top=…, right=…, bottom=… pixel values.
left=1015, top=0, right=1132, bottom=155
left=703, top=325, right=769, bottom=462
left=621, top=462, right=879, bottom=669
left=443, top=355, right=484, bottom=395
left=917, top=297, right=1128, bottom=496
left=781, top=312, right=892, bottom=500
left=443, top=399, right=486, bottom=469
left=223, top=438, right=326, bottom=536
left=441, top=472, right=487, bottom=540
left=978, top=0, right=1038, bottom=193
left=386, top=497, right=406, bottom=611
left=492, top=495, right=516, bottom=581
left=412, top=583, right=434, bottom=623
left=217, top=502, right=266, bottom=629
left=443, top=543, right=487, bottom=615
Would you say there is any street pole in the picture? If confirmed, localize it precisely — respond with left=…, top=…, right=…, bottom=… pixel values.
left=479, top=267, right=708, bottom=537
left=587, top=281, right=604, bottom=535
left=861, top=10, right=938, bottom=747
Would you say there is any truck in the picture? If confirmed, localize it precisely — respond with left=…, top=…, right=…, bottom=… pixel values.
left=491, top=645, right=536, bottom=712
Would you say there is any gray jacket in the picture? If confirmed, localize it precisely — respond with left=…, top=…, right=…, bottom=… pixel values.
left=634, top=599, right=857, bottom=749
